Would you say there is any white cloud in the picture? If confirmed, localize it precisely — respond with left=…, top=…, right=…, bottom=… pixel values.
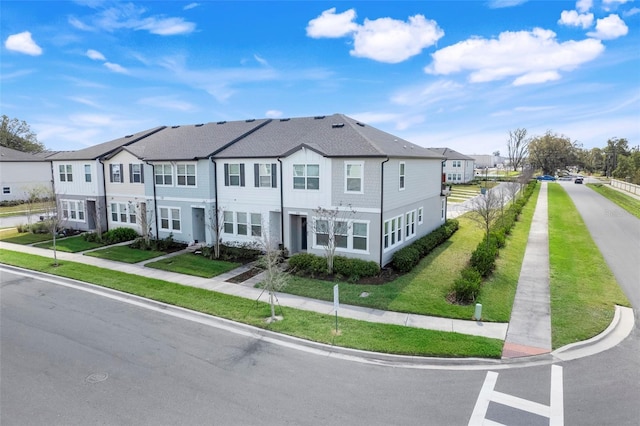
left=184, top=3, right=199, bottom=11
left=86, top=49, right=106, bottom=61
left=425, top=28, right=605, bottom=85
left=391, top=80, right=464, bottom=107
left=624, top=7, right=640, bottom=16
left=137, top=17, right=196, bottom=35
left=265, top=110, right=283, bottom=118
left=68, top=96, right=101, bottom=108
left=254, top=54, right=269, bottom=67
left=559, top=10, right=594, bottom=28
left=487, top=0, right=529, bottom=8
left=576, top=0, right=593, bottom=13
left=138, top=96, right=195, bottom=111
left=587, top=14, right=629, bottom=39
left=351, top=15, right=444, bottom=63
left=68, top=16, right=94, bottom=31
left=603, top=0, right=633, bottom=10
left=306, top=8, right=358, bottom=38
left=4, top=31, right=43, bottom=56
left=104, top=62, right=128, bottom=73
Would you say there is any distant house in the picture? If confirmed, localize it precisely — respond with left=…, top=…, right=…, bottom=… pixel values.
left=48, top=127, right=165, bottom=232
left=0, top=146, right=54, bottom=202
left=428, top=147, right=475, bottom=184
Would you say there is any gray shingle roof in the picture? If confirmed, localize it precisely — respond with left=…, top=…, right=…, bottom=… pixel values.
left=124, top=119, right=271, bottom=161
left=47, top=126, right=165, bottom=161
left=214, top=114, right=443, bottom=159
left=427, top=147, right=475, bottom=161
left=0, top=145, right=50, bottom=162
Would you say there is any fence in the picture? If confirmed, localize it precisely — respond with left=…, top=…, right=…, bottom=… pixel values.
left=611, top=179, right=640, bottom=196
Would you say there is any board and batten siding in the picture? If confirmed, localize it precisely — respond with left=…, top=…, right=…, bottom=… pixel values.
left=281, top=148, right=332, bottom=211
left=104, top=151, right=146, bottom=198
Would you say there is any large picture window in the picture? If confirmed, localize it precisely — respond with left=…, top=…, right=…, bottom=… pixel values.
left=61, top=200, right=84, bottom=222
left=223, top=211, right=262, bottom=237
left=314, top=219, right=367, bottom=252
left=293, top=164, right=319, bottom=190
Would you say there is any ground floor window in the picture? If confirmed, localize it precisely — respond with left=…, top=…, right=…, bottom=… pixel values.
left=405, top=210, right=416, bottom=239
left=159, top=207, right=181, bottom=232
left=314, top=219, right=368, bottom=252
left=61, top=200, right=85, bottom=222
left=111, top=203, right=136, bottom=224
left=383, top=215, right=403, bottom=250
left=223, top=211, right=262, bottom=237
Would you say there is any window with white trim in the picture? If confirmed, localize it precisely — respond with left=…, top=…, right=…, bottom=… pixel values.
left=405, top=210, right=416, bottom=239
left=237, top=212, right=249, bottom=235
left=3, top=187, right=10, bottom=194
left=159, top=207, right=181, bottom=232
left=59, top=164, right=73, bottom=182
left=418, top=207, right=424, bottom=225
left=345, top=162, right=363, bottom=193
left=177, top=163, right=196, bottom=186
left=383, top=215, right=403, bottom=250
left=251, top=213, right=262, bottom=236
left=223, top=211, right=234, bottom=234
left=155, top=164, right=173, bottom=186
left=128, top=203, right=137, bottom=223
left=293, top=164, right=319, bottom=190
left=352, top=222, right=368, bottom=251
left=314, top=219, right=366, bottom=251
left=84, top=164, right=92, bottom=182
left=130, top=164, right=143, bottom=183
left=399, top=162, right=405, bottom=190
left=441, top=199, right=446, bottom=220
left=61, top=200, right=84, bottom=221
left=223, top=211, right=262, bottom=237
left=255, top=163, right=277, bottom=188
left=110, top=164, right=122, bottom=183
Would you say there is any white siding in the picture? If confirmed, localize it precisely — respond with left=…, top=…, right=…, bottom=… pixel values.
left=0, top=162, right=52, bottom=202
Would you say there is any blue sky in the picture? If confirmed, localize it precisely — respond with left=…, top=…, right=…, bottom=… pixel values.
left=2, top=0, right=639, bottom=155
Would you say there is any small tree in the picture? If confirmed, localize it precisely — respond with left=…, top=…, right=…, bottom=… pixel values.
left=468, top=188, right=502, bottom=248
left=311, top=204, right=356, bottom=274
left=258, top=227, right=289, bottom=323
left=207, top=205, right=226, bottom=259
left=40, top=189, right=66, bottom=266
left=507, top=128, right=529, bottom=172
left=22, top=183, right=50, bottom=226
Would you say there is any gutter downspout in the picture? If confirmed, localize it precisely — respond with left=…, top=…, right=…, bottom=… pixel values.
left=379, top=157, right=389, bottom=267
left=98, top=158, right=109, bottom=232
left=145, top=161, right=159, bottom=239
left=441, top=159, right=448, bottom=220
left=212, top=159, right=219, bottom=245
left=277, top=158, right=284, bottom=249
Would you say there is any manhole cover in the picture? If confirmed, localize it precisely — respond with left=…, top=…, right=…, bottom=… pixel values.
left=86, top=372, right=108, bottom=383
left=360, top=292, right=369, bottom=298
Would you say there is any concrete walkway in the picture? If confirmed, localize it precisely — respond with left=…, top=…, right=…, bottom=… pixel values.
left=502, top=183, right=552, bottom=358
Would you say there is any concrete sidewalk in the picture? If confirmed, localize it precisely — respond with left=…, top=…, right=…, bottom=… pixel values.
left=502, top=183, right=552, bottom=358
left=0, top=240, right=508, bottom=340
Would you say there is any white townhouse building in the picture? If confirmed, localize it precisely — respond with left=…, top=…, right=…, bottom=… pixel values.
left=48, top=127, right=165, bottom=232
left=0, top=146, right=54, bottom=202
left=429, top=147, right=475, bottom=184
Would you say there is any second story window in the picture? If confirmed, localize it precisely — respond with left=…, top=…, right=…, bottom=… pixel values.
left=59, top=164, right=73, bottom=182
left=155, top=164, right=172, bottom=186
left=130, top=164, right=144, bottom=183
left=293, top=164, right=319, bottom=190
left=255, top=164, right=277, bottom=188
left=177, top=164, right=196, bottom=186
left=345, top=162, right=363, bottom=193
left=399, top=162, right=405, bottom=190
left=224, top=163, right=245, bottom=187
left=84, top=165, right=92, bottom=182
left=110, top=164, right=122, bottom=183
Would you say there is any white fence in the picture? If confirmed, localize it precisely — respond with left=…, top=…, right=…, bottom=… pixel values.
left=611, top=179, right=640, bottom=196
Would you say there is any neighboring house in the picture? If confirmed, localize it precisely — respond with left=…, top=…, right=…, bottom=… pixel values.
left=48, top=127, right=165, bottom=232
left=213, top=114, right=446, bottom=266
left=0, top=146, right=54, bottom=202
left=429, top=147, right=475, bottom=184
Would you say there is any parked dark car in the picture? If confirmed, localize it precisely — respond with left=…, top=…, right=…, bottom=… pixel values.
left=536, top=175, right=556, bottom=181
left=574, top=177, right=584, bottom=184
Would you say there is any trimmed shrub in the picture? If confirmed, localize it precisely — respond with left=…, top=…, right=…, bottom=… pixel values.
left=392, top=246, right=421, bottom=273
left=453, top=267, right=482, bottom=304
left=102, top=227, right=139, bottom=244
left=287, top=252, right=327, bottom=275
left=470, top=239, right=498, bottom=277
left=333, top=256, right=380, bottom=280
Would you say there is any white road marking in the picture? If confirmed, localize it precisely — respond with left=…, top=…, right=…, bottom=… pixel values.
left=469, top=366, right=564, bottom=426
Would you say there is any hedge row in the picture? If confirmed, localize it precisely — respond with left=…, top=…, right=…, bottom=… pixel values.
left=453, top=181, right=538, bottom=304
left=83, top=227, right=139, bottom=245
left=287, top=252, right=380, bottom=281
left=391, top=219, right=460, bottom=273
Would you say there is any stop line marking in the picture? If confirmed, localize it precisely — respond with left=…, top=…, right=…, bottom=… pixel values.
left=468, top=365, right=563, bottom=426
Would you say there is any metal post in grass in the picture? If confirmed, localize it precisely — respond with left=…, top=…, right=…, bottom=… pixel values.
left=333, top=284, right=339, bottom=334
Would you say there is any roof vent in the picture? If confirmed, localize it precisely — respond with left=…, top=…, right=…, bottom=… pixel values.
left=171, top=125, right=180, bottom=129
left=280, top=118, right=290, bottom=122
left=245, top=118, right=255, bottom=122
left=217, top=121, right=226, bottom=125
left=356, top=122, right=365, bottom=127
left=125, top=134, right=134, bottom=138
left=195, top=124, right=204, bottom=127
left=332, top=123, right=345, bottom=128
left=314, top=116, right=325, bottom=120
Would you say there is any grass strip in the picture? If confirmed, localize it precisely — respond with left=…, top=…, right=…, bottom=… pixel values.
left=0, top=231, right=53, bottom=244
left=586, top=183, right=640, bottom=219
left=145, top=253, right=241, bottom=278
left=0, top=249, right=503, bottom=358
left=547, top=183, right=630, bottom=348
left=33, top=235, right=105, bottom=253
left=85, top=245, right=166, bottom=263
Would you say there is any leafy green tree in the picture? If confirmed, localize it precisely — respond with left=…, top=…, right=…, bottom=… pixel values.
left=0, top=115, right=45, bottom=153
left=603, top=137, right=630, bottom=177
left=528, top=131, right=578, bottom=175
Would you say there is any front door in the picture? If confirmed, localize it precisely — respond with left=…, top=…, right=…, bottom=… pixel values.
left=301, top=217, right=307, bottom=250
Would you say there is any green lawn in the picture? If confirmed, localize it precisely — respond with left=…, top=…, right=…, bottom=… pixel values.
left=0, top=231, right=53, bottom=244
left=85, top=245, right=166, bottom=263
left=0, top=249, right=503, bottom=358
left=33, top=235, right=105, bottom=253
left=0, top=201, right=49, bottom=218
left=547, top=183, right=630, bottom=348
left=586, top=183, right=640, bottom=219
left=145, top=253, right=241, bottom=278
left=278, top=189, right=539, bottom=323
